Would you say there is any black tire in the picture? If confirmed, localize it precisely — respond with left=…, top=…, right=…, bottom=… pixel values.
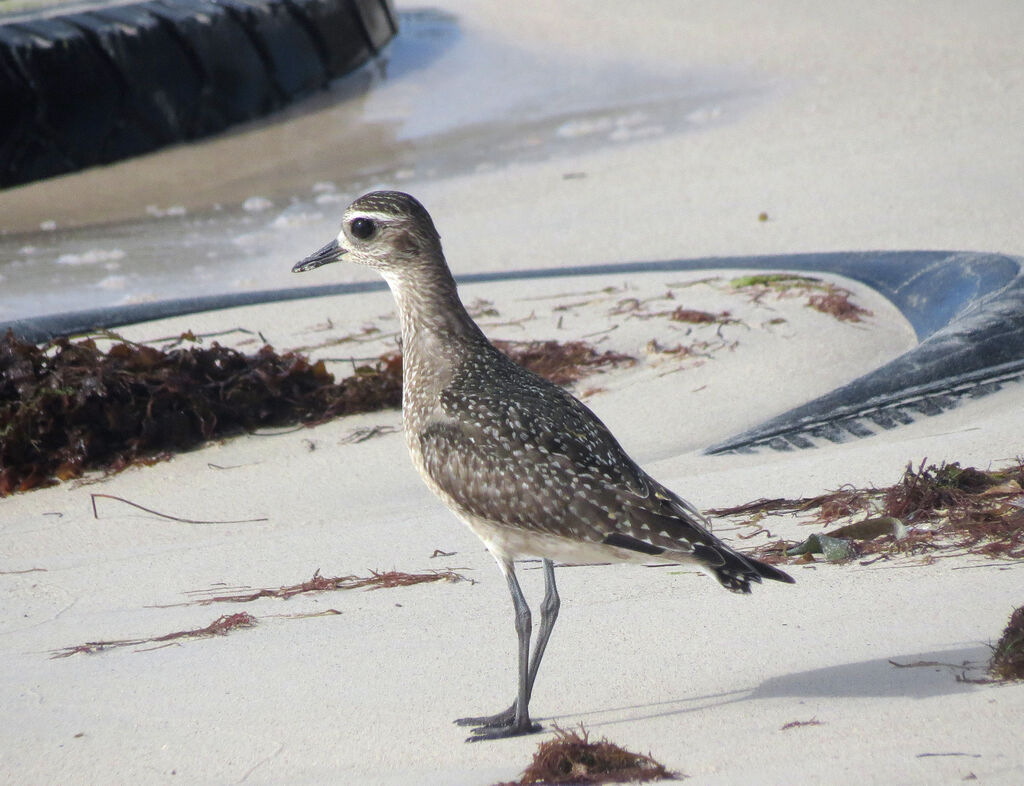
left=0, top=0, right=396, bottom=189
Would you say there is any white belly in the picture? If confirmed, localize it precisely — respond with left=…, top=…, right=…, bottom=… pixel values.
left=456, top=510, right=693, bottom=568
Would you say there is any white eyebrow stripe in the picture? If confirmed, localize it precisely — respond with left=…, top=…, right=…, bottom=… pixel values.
left=344, top=210, right=395, bottom=223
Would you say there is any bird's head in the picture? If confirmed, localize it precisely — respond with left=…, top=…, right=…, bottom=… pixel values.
left=293, top=191, right=443, bottom=278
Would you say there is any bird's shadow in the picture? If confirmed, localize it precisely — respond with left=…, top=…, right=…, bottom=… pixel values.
left=551, top=645, right=994, bottom=730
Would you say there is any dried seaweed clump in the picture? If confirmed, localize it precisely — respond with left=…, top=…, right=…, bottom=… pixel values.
left=805, top=290, right=871, bottom=322
left=497, top=725, right=678, bottom=785
left=989, top=605, right=1024, bottom=681
left=719, top=459, right=1024, bottom=565
left=494, top=340, right=636, bottom=386
left=0, top=331, right=400, bottom=495
left=884, top=461, right=1006, bottom=518
left=875, top=460, right=1024, bottom=559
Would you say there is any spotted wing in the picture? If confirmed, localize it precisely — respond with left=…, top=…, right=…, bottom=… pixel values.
left=417, top=357, right=723, bottom=557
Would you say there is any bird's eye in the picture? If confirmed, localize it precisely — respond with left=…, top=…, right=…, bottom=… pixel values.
left=350, top=217, right=376, bottom=240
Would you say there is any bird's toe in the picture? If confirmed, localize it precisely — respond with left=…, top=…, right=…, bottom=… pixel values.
left=464, top=719, right=542, bottom=743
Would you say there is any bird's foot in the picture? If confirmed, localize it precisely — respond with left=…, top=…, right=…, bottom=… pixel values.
left=454, top=703, right=516, bottom=729
left=463, top=717, right=542, bottom=742
left=455, top=704, right=541, bottom=742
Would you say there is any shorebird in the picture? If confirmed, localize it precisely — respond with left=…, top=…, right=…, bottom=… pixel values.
left=293, top=191, right=794, bottom=741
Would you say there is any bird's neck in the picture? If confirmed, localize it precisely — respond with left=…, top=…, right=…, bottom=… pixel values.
left=384, top=264, right=488, bottom=378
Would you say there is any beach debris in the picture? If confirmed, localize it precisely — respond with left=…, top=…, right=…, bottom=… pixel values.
left=729, top=273, right=873, bottom=323
left=708, top=496, right=820, bottom=517
left=805, top=289, right=871, bottom=322
left=785, top=517, right=909, bottom=562
left=610, top=293, right=737, bottom=329
left=467, top=298, right=501, bottom=318
left=780, top=718, right=824, bottom=731
left=495, top=724, right=679, bottom=785
left=338, top=424, right=401, bottom=444
left=494, top=340, right=635, bottom=386
left=889, top=659, right=958, bottom=668
left=292, top=323, right=386, bottom=354
left=183, top=568, right=471, bottom=605
left=524, top=285, right=627, bottom=304
left=824, top=516, right=908, bottom=541
left=90, top=493, right=267, bottom=524
left=668, top=307, right=731, bottom=324
left=989, top=605, right=1024, bottom=681
left=50, top=612, right=257, bottom=658
left=643, top=338, right=738, bottom=368
left=608, top=293, right=672, bottom=316
left=887, top=657, right=988, bottom=685
left=785, top=533, right=857, bottom=562
left=730, top=273, right=819, bottom=291
left=147, top=327, right=267, bottom=348
left=714, top=460, right=1024, bottom=564
left=886, top=655, right=995, bottom=686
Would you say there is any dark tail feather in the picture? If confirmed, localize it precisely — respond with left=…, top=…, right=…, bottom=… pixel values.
left=694, top=543, right=795, bottom=594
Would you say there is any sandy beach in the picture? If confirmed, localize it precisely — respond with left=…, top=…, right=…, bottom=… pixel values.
left=2, top=1, right=1024, bottom=784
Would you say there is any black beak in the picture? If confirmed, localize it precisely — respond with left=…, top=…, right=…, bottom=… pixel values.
left=293, top=239, right=346, bottom=273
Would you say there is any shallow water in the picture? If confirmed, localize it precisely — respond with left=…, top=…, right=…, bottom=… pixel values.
left=0, top=9, right=760, bottom=323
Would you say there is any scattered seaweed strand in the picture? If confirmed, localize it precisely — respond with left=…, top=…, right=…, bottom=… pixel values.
left=187, top=568, right=472, bottom=605
left=50, top=612, right=257, bottom=659
left=90, top=493, right=268, bottom=524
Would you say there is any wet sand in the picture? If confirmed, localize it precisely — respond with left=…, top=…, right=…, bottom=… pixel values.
left=3, top=2, right=1023, bottom=323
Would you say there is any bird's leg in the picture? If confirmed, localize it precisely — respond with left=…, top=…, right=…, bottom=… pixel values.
left=462, top=560, right=539, bottom=740
left=459, top=560, right=559, bottom=740
left=525, top=559, right=560, bottom=701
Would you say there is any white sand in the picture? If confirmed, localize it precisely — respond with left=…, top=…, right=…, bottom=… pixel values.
left=3, top=1, right=1024, bottom=784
